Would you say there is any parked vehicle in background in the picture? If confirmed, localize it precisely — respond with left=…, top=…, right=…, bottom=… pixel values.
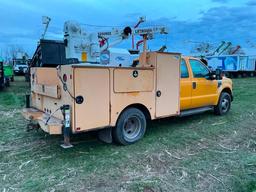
left=24, top=59, right=32, bottom=82
left=205, top=55, right=256, bottom=78
left=0, top=58, right=10, bottom=89
left=13, top=59, right=29, bottom=75
left=0, top=59, right=4, bottom=89
left=4, top=64, right=14, bottom=82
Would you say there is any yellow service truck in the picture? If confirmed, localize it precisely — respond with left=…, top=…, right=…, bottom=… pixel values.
left=22, top=51, right=233, bottom=148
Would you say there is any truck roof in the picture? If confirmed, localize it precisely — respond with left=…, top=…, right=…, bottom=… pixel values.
left=182, top=56, right=201, bottom=61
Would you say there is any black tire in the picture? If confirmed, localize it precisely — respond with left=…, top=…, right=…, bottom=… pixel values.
left=225, top=72, right=230, bottom=78
left=113, top=108, right=146, bottom=145
left=5, top=80, right=10, bottom=87
left=214, top=92, right=231, bottom=115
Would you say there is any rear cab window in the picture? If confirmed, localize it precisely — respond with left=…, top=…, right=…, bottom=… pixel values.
left=181, top=59, right=189, bottom=78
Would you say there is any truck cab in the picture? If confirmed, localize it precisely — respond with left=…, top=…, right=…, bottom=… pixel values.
left=180, top=56, right=233, bottom=116
left=13, top=59, right=28, bottom=75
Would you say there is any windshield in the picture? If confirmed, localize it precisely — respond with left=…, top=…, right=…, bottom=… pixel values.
left=14, top=60, right=27, bottom=66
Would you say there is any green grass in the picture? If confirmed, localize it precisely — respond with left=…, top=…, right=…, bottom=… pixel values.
left=0, top=76, right=256, bottom=192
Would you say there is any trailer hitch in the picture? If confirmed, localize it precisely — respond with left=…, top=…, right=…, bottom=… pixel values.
left=26, top=117, right=40, bottom=132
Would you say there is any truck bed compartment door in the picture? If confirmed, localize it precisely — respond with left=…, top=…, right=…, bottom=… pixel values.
left=156, top=53, right=180, bottom=117
left=74, top=68, right=110, bottom=131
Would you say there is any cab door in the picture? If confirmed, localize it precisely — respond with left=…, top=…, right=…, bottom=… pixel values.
left=189, top=59, right=218, bottom=108
left=180, top=59, right=192, bottom=110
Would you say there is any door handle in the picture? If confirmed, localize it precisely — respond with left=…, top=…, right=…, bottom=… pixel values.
left=192, top=82, right=196, bottom=89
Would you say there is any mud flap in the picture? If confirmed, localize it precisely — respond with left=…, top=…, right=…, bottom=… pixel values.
left=98, top=127, right=113, bottom=144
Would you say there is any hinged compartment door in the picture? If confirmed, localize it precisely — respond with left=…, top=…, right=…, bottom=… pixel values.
left=74, top=68, right=110, bottom=131
left=156, top=53, right=180, bottom=118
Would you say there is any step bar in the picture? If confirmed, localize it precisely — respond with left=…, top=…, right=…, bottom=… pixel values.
left=180, top=106, right=213, bottom=117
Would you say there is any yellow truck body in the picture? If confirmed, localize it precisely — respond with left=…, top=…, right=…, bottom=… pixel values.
left=22, top=52, right=233, bottom=146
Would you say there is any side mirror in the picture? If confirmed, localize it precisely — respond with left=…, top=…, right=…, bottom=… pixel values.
left=205, top=71, right=216, bottom=80
left=215, top=69, right=223, bottom=80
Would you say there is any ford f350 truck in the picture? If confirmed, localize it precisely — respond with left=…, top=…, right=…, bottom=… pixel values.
left=22, top=52, right=233, bottom=147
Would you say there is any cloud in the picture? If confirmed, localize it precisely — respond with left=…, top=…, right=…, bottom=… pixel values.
left=0, top=0, right=255, bottom=57
left=138, top=5, right=256, bottom=54
left=247, top=0, right=256, bottom=6
left=212, top=0, right=230, bottom=3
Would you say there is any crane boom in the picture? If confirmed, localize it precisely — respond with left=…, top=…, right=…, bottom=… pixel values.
left=64, top=20, right=168, bottom=63
left=98, top=26, right=168, bottom=38
left=209, top=41, right=226, bottom=56
left=218, top=42, right=232, bottom=55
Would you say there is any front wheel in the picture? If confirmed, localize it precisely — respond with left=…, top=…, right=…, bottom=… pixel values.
left=113, top=108, right=146, bottom=145
left=214, top=92, right=231, bottom=115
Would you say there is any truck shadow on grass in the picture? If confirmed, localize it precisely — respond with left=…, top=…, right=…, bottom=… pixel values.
left=44, top=110, right=216, bottom=149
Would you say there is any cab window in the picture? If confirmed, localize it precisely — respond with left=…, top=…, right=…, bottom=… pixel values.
left=190, top=59, right=209, bottom=78
left=181, top=59, right=189, bottom=78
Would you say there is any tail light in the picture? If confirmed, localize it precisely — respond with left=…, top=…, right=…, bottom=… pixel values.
left=63, top=74, right=67, bottom=82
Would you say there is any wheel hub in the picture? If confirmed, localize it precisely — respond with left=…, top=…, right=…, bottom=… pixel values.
left=221, top=98, right=229, bottom=112
left=123, top=116, right=141, bottom=140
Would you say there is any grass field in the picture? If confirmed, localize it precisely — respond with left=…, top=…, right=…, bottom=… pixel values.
left=0, top=76, right=256, bottom=192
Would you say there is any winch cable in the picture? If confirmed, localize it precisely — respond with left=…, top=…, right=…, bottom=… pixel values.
left=45, top=107, right=61, bottom=125
left=44, top=66, right=76, bottom=125
left=56, top=65, right=75, bottom=100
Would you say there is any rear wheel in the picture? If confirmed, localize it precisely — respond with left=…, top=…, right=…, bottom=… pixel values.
left=214, top=92, right=231, bottom=115
left=5, top=79, right=10, bottom=87
left=113, top=108, right=146, bottom=145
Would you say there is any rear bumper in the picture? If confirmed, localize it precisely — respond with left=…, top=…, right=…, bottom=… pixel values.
left=22, top=108, right=63, bottom=135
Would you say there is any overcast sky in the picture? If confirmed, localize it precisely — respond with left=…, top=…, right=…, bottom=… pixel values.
left=0, top=0, right=256, bottom=57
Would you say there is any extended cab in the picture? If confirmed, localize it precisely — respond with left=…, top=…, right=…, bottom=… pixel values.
left=180, top=56, right=233, bottom=116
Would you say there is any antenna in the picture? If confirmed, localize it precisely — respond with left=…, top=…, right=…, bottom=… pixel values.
left=41, top=16, right=51, bottom=39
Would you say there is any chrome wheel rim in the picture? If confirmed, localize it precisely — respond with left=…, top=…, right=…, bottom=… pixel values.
left=221, top=97, right=229, bottom=113
left=123, top=116, right=141, bottom=140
